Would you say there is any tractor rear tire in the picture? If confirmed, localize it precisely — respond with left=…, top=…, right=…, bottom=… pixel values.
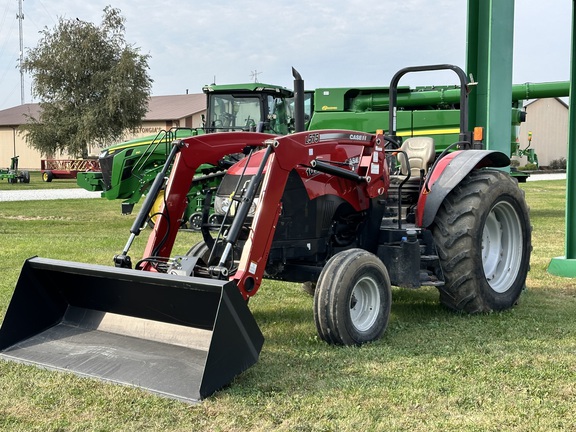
left=314, top=248, right=391, bottom=346
left=431, top=169, right=532, bottom=313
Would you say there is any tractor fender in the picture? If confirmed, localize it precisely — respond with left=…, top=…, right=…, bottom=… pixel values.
left=416, top=150, right=510, bottom=227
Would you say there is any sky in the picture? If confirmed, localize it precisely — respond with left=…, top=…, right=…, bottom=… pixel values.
left=0, top=0, right=572, bottom=111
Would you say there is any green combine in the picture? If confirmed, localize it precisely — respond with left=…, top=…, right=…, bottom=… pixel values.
left=307, top=80, right=570, bottom=179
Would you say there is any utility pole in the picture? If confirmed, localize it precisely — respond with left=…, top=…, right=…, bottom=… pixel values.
left=17, top=0, right=24, bottom=105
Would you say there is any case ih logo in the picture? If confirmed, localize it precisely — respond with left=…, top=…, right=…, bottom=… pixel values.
left=348, top=134, right=369, bottom=141
left=305, top=132, right=372, bottom=144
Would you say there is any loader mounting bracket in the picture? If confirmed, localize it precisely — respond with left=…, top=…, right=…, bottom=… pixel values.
left=114, top=254, right=132, bottom=269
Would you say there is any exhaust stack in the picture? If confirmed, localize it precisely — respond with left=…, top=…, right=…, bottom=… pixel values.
left=292, top=67, right=305, bottom=133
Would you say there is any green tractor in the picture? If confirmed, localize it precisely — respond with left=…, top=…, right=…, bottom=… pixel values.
left=77, top=82, right=295, bottom=228
left=0, top=156, right=30, bottom=184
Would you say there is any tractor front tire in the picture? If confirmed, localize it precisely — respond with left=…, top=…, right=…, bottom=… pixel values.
left=186, top=240, right=241, bottom=269
left=314, top=249, right=391, bottom=346
left=186, top=240, right=211, bottom=263
left=146, top=190, right=165, bottom=229
left=431, top=169, right=532, bottom=313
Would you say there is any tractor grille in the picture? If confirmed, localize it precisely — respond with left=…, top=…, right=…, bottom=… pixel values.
left=99, top=155, right=114, bottom=190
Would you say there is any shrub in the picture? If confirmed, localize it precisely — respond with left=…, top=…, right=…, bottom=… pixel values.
left=519, top=163, right=539, bottom=171
left=549, top=157, right=567, bottom=170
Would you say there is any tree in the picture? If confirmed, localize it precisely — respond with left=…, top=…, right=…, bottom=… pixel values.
left=22, top=6, right=153, bottom=158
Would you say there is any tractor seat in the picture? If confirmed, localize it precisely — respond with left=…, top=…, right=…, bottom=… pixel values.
left=389, top=137, right=436, bottom=202
left=396, top=136, right=436, bottom=177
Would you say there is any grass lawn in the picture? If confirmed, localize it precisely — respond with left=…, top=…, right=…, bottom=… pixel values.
left=0, top=179, right=574, bottom=431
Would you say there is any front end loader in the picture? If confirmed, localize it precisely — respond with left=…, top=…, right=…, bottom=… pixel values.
left=0, top=65, right=532, bottom=403
left=0, top=132, right=277, bottom=403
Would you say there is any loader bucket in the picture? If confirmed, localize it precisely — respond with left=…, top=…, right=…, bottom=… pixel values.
left=0, top=257, right=264, bottom=403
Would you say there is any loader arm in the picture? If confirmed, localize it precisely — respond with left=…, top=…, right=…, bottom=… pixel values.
left=141, top=132, right=277, bottom=262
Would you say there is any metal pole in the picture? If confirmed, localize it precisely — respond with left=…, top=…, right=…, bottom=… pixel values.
left=12, top=127, right=16, bottom=157
left=17, top=0, right=24, bottom=105
left=567, top=0, right=576, bottom=261
left=548, top=0, right=576, bottom=277
left=466, top=0, right=514, bottom=157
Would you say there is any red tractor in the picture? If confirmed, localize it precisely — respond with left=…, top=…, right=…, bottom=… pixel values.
left=0, top=65, right=531, bottom=403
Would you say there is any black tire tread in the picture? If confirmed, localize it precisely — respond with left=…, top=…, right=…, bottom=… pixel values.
left=314, top=249, right=391, bottom=345
left=432, top=169, right=532, bottom=313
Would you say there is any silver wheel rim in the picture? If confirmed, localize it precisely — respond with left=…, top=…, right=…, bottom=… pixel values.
left=482, top=200, right=523, bottom=293
left=349, top=275, right=380, bottom=332
left=190, top=213, right=202, bottom=230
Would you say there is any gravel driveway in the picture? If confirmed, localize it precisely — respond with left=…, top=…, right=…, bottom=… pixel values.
left=525, top=172, right=567, bottom=181
left=0, top=188, right=101, bottom=202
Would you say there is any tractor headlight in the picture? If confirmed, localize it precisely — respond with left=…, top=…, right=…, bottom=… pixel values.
left=214, top=195, right=232, bottom=215
left=248, top=198, right=259, bottom=216
left=214, top=195, right=259, bottom=217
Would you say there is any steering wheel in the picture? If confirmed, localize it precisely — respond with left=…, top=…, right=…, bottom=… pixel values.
left=383, top=135, right=401, bottom=149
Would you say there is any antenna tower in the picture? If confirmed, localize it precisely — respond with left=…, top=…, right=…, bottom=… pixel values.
left=250, top=70, right=262, bottom=83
